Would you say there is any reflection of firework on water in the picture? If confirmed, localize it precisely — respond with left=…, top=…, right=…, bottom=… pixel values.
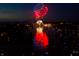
left=34, top=32, right=48, bottom=49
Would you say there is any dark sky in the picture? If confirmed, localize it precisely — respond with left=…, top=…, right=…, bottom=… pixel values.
left=0, top=3, right=79, bottom=21
left=47, top=3, right=79, bottom=21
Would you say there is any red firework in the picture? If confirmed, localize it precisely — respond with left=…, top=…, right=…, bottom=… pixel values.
left=34, top=5, right=48, bottom=20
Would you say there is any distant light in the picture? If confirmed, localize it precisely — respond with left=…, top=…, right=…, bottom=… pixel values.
left=77, top=33, right=79, bottom=37
left=16, top=24, right=20, bottom=26
left=32, top=52, right=34, bottom=55
left=48, top=24, right=52, bottom=27
left=73, top=50, right=79, bottom=53
left=1, top=32, right=7, bottom=37
left=25, top=24, right=30, bottom=27
left=60, top=22, right=63, bottom=24
left=45, top=52, right=48, bottom=55
left=70, top=54, right=72, bottom=56
left=44, top=24, right=48, bottom=27
left=57, top=29, right=62, bottom=32
left=1, top=53, right=4, bottom=56
left=8, top=37, right=10, bottom=42
left=44, top=24, right=52, bottom=27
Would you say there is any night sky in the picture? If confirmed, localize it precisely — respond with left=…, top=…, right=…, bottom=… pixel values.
left=0, top=3, right=79, bottom=21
